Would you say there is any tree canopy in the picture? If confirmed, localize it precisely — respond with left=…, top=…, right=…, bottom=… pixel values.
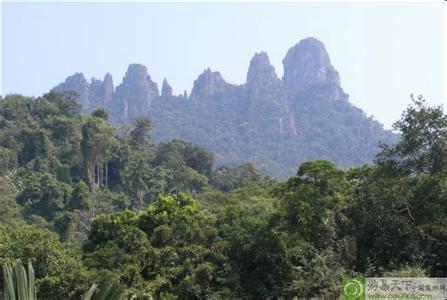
left=0, top=93, right=445, bottom=299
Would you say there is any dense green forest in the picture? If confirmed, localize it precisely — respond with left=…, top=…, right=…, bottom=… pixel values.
left=0, top=92, right=446, bottom=299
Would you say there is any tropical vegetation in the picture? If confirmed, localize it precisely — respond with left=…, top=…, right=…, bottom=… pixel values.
left=0, top=93, right=445, bottom=299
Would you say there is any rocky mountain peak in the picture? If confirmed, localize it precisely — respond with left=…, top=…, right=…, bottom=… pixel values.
left=90, top=73, right=115, bottom=108
left=53, top=73, right=91, bottom=112
left=111, top=63, right=159, bottom=122
left=190, top=68, right=228, bottom=99
left=246, top=52, right=280, bottom=89
left=54, top=73, right=88, bottom=91
left=161, top=78, right=173, bottom=97
left=282, top=37, right=341, bottom=94
left=90, top=78, right=103, bottom=90
left=103, top=73, right=114, bottom=96
left=50, top=37, right=394, bottom=178
left=120, top=64, right=159, bottom=95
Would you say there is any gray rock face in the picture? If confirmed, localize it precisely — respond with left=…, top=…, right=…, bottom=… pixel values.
left=103, top=73, right=115, bottom=101
left=161, top=78, right=173, bottom=97
left=246, top=52, right=281, bottom=89
left=244, top=52, right=292, bottom=135
left=53, top=73, right=91, bottom=112
left=53, top=73, right=114, bottom=113
left=90, top=73, right=115, bottom=108
left=190, top=68, right=229, bottom=99
left=111, top=64, right=159, bottom=122
left=282, top=37, right=341, bottom=96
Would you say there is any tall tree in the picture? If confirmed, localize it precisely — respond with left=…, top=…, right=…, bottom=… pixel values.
left=80, top=113, right=117, bottom=195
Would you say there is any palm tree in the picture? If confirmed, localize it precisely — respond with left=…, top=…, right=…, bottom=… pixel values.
left=2, top=259, right=36, bottom=300
left=2, top=260, right=129, bottom=300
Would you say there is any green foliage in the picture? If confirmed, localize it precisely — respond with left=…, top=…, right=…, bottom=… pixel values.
left=376, top=95, right=447, bottom=176
left=91, top=108, right=109, bottom=121
left=70, top=181, right=93, bottom=210
left=383, top=265, right=428, bottom=277
left=210, top=162, right=275, bottom=192
left=0, top=148, right=17, bottom=175
left=0, top=93, right=446, bottom=298
left=121, top=151, right=167, bottom=209
left=0, top=226, right=89, bottom=299
left=273, top=160, right=347, bottom=249
left=152, top=140, right=213, bottom=193
left=84, top=194, right=218, bottom=298
left=145, top=80, right=397, bottom=179
left=17, top=173, right=72, bottom=219
left=2, top=260, right=36, bottom=300
left=129, top=117, right=154, bottom=148
left=82, top=281, right=127, bottom=300
left=341, top=98, right=447, bottom=276
left=81, top=114, right=117, bottom=192
left=214, top=206, right=290, bottom=297
left=18, top=129, right=51, bottom=164
left=0, top=177, right=25, bottom=228
left=2, top=260, right=128, bottom=300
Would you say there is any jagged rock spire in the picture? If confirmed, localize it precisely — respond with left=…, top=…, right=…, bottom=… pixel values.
left=246, top=52, right=280, bottom=89
left=161, top=78, right=173, bottom=97
left=111, top=64, right=159, bottom=122
left=90, top=73, right=114, bottom=108
left=282, top=37, right=341, bottom=94
left=190, top=68, right=228, bottom=99
left=103, top=73, right=114, bottom=99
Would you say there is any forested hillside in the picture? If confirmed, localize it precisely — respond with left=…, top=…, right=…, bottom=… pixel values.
left=0, top=92, right=446, bottom=299
left=54, top=37, right=396, bottom=178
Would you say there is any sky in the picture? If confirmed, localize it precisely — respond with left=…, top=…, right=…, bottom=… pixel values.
left=1, top=2, right=445, bottom=128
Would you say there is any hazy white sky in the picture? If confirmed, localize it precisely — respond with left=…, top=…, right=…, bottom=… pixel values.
left=1, top=2, right=445, bottom=128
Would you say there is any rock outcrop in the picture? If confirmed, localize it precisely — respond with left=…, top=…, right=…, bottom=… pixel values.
left=53, top=72, right=114, bottom=113
left=90, top=73, right=114, bottom=109
left=244, top=52, right=294, bottom=135
left=53, top=73, right=91, bottom=112
left=282, top=37, right=345, bottom=100
left=161, top=78, right=173, bottom=97
left=52, top=37, right=396, bottom=178
left=190, top=68, right=229, bottom=100
left=246, top=52, right=281, bottom=90
left=110, top=64, right=159, bottom=122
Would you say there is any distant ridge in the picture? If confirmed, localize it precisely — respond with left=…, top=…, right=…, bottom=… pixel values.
left=53, top=37, right=396, bottom=178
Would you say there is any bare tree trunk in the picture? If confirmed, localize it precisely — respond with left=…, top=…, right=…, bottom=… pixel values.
left=92, top=164, right=96, bottom=195
left=98, top=161, right=101, bottom=190
left=101, top=163, right=104, bottom=187
left=105, top=163, right=108, bottom=188
left=87, top=163, right=92, bottom=192
left=138, top=189, right=144, bottom=209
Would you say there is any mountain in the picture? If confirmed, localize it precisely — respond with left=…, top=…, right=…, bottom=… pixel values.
left=53, top=37, right=396, bottom=178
